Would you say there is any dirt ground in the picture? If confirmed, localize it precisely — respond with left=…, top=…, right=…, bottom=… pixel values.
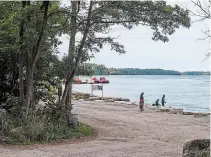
left=0, top=100, right=210, bottom=157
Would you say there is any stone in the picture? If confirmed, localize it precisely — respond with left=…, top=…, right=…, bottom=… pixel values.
left=121, top=98, right=130, bottom=102
left=183, top=112, right=210, bottom=117
left=169, top=108, right=183, bottom=114
left=193, top=113, right=210, bottom=117
left=69, top=114, right=79, bottom=128
left=124, top=102, right=133, bottom=105
left=183, top=112, right=196, bottom=115
left=160, top=108, right=171, bottom=112
left=168, top=108, right=183, bottom=114
left=182, top=139, right=210, bottom=157
left=0, top=109, right=7, bottom=130
left=114, top=101, right=125, bottom=104
left=0, top=136, right=7, bottom=143
left=169, top=110, right=179, bottom=114
left=104, top=99, right=114, bottom=102
left=130, top=102, right=137, bottom=105
left=149, top=106, right=160, bottom=110
left=92, top=97, right=99, bottom=101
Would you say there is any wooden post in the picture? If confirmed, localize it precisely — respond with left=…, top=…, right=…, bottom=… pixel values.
left=102, top=84, right=103, bottom=98
left=91, top=84, right=93, bottom=96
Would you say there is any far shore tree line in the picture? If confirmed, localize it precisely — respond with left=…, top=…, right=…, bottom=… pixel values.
left=0, top=0, right=208, bottom=144
left=82, top=63, right=210, bottom=76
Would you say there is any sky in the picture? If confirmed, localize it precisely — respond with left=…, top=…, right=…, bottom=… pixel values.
left=58, top=1, right=210, bottom=72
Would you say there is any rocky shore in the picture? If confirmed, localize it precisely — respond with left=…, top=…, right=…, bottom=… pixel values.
left=72, top=92, right=210, bottom=116
left=72, top=92, right=130, bottom=102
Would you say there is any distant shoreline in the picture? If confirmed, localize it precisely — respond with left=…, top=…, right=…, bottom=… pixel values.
left=86, top=63, right=210, bottom=75
left=92, top=74, right=210, bottom=76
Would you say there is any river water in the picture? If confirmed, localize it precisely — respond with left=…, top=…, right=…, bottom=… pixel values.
left=73, top=75, right=210, bottom=113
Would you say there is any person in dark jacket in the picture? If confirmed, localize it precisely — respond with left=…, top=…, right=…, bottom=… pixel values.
left=139, top=92, right=144, bottom=112
left=152, top=99, right=160, bottom=106
left=161, top=94, right=166, bottom=106
left=155, top=99, right=160, bottom=106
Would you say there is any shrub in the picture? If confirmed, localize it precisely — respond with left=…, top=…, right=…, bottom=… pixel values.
left=3, top=116, right=94, bottom=145
left=0, top=96, right=94, bottom=145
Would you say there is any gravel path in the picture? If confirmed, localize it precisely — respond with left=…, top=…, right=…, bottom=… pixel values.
left=0, top=100, right=209, bottom=157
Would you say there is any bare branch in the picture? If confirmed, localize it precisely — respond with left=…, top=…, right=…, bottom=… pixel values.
left=180, top=0, right=211, bottom=59
left=191, top=0, right=211, bottom=18
left=201, top=50, right=211, bottom=61
left=47, top=10, right=69, bottom=19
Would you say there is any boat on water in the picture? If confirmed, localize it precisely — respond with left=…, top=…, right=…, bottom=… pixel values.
left=91, top=77, right=109, bottom=84
left=74, top=77, right=109, bottom=84
left=99, top=77, right=109, bottom=83
left=91, top=77, right=99, bottom=83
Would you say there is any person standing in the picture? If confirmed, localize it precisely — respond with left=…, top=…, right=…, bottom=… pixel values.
left=161, top=94, right=166, bottom=106
left=139, top=92, right=144, bottom=112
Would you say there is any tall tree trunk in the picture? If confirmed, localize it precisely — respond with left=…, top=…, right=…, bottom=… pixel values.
left=61, top=1, right=77, bottom=106
left=65, top=1, right=78, bottom=119
left=25, top=66, right=33, bottom=118
left=61, top=1, right=94, bottom=123
left=18, top=1, right=27, bottom=106
left=25, top=1, right=50, bottom=119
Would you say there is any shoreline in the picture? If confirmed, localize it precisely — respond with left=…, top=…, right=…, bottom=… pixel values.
left=71, top=74, right=209, bottom=113
left=72, top=91, right=210, bottom=115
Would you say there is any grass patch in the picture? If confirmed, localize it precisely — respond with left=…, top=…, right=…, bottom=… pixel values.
left=0, top=96, right=95, bottom=145
left=1, top=123, right=94, bottom=145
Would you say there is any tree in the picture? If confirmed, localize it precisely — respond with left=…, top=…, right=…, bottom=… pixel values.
left=0, top=1, right=20, bottom=104
left=61, top=1, right=191, bottom=123
left=191, top=0, right=210, bottom=41
left=0, top=1, right=93, bottom=112
left=0, top=1, right=98, bottom=142
left=0, top=1, right=67, bottom=112
left=0, top=0, right=191, bottom=125
left=184, top=0, right=211, bottom=58
left=15, top=1, right=67, bottom=117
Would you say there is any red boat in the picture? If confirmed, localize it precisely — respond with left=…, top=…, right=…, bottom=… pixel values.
left=92, top=77, right=100, bottom=83
left=99, top=77, right=109, bottom=83
left=91, top=77, right=109, bottom=84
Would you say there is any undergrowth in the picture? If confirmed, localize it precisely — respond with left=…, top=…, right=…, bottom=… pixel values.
left=2, top=122, right=94, bottom=145
left=0, top=96, right=94, bottom=145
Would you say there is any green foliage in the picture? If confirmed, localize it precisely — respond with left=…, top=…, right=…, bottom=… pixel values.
left=76, top=63, right=94, bottom=76
left=0, top=2, right=20, bottom=104
left=87, top=1, right=190, bottom=43
left=182, top=71, right=210, bottom=75
left=86, top=63, right=108, bottom=75
left=1, top=95, right=94, bottom=145
left=72, top=1, right=191, bottom=72
left=4, top=120, right=94, bottom=145
left=0, top=1, right=90, bottom=106
left=83, top=63, right=210, bottom=75
left=109, top=68, right=181, bottom=75
left=0, top=51, right=18, bottom=103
